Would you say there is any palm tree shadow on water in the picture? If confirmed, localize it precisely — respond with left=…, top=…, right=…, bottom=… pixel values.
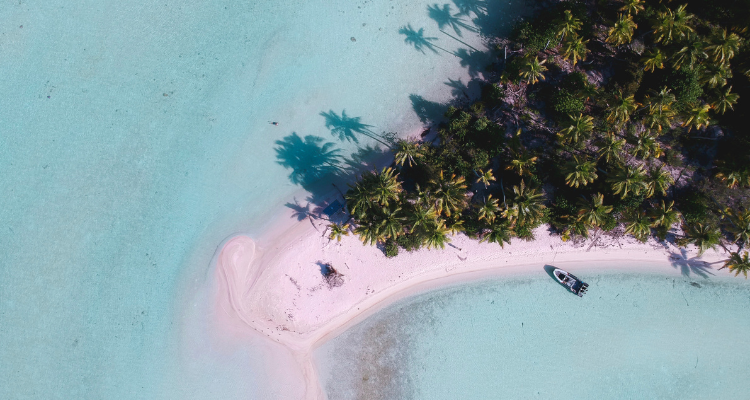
left=399, top=24, right=455, bottom=56
left=427, top=3, right=477, bottom=37
left=320, top=109, right=390, bottom=146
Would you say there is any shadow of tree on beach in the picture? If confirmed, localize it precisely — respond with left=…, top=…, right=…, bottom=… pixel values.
left=428, top=3, right=477, bottom=37
left=454, top=48, right=492, bottom=78
left=410, top=94, right=448, bottom=125
left=399, top=24, right=451, bottom=55
left=274, top=133, right=343, bottom=188
left=668, top=249, right=716, bottom=279
left=320, top=109, right=390, bottom=146
left=452, top=0, right=487, bottom=16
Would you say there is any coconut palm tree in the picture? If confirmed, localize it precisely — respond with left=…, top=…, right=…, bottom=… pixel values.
left=597, top=134, right=626, bottom=164
left=608, top=164, right=647, bottom=198
left=506, top=152, right=538, bottom=176
left=682, top=103, right=711, bottom=132
left=705, top=29, right=742, bottom=63
left=429, top=170, right=468, bottom=217
left=620, top=0, right=644, bottom=15
left=623, top=208, right=652, bottom=242
left=710, top=86, right=740, bottom=114
left=507, top=180, right=546, bottom=228
left=672, top=36, right=707, bottom=70
left=371, top=167, right=403, bottom=206
left=644, top=166, right=674, bottom=198
left=406, top=204, right=438, bottom=233
left=346, top=179, right=375, bottom=218
left=561, top=36, right=590, bottom=65
left=642, top=48, right=665, bottom=72
left=700, top=63, right=732, bottom=88
left=556, top=10, right=582, bottom=41
left=476, top=195, right=502, bottom=223
left=643, top=87, right=677, bottom=132
left=424, top=220, right=451, bottom=249
left=557, top=114, right=594, bottom=145
left=393, top=139, right=423, bottom=167
left=725, top=208, right=750, bottom=247
left=607, top=14, right=637, bottom=46
left=719, top=251, right=750, bottom=278
left=677, top=222, right=721, bottom=255
left=629, top=130, right=663, bottom=160
left=652, top=4, right=694, bottom=45
left=716, top=168, right=750, bottom=189
left=563, top=155, right=598, bottom=188
left=577, top=193, right=613, bottom=230
left=476, top=168, right=496, bottom=188
left=606, top=90, right=639, bottom=125
left=378, top=205, right=405, bottom=239
left=650, top=200, right=682, bottom=230
left=481, top=221, right=514, bottom=247
left=328, top=223, right=350, bottom=242
left=355, top=220, right=383, bottom=245
left=520, top=56, right=548, bottom=85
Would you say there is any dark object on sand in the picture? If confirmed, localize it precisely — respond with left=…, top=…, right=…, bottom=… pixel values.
left=322, top=263, right=344, bottom=288
left=553, top=268, right=589, bottom=297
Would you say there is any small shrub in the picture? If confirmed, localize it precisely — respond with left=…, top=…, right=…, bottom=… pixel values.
left=385, top=239, right=399, bottom=258
left=550, top=90, right=585, bottom=118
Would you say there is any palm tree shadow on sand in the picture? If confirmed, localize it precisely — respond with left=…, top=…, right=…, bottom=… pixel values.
left=320, top=109, right=390, bottom=146
left=668, top=248, right=716, bottom=279
left=399, top=24, right=454, bottom=55
left=452, top=0, right=487, bottom=16
left=410, top=94, right=448, bottom=125
left=427, top=3, right=477, bottom=37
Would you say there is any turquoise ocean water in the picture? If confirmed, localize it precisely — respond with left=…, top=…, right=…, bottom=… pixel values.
left=317, top=270, right=750, bottom=399
left=0, top=0, right=519, bottom=398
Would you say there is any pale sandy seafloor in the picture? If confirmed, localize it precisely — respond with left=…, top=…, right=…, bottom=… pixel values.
left=0, top=0, right=523, bottom=398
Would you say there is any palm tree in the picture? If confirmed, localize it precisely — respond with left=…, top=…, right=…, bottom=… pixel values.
left=642, top=48, right=665, bottom=72
left=607, top=14, right=637, bottom=46
left=393, top=139, right=423, bottom=167
left=630, top=130, right=663, bottom=160
left=677, top=222, right=721, bottom=255
left=700, top=63, right=732, bottom=88
left=608, top=164, right=647, bottom=198
left=652, top=4, right=694, bottom=45
left=354, top=220, right=383, bottom=245
left=577, top=193, right=613, bottom=230
left=481, top=221, right=514, bottom=247
left=623, top=208, right=652, bottom=242
left=682, top=103, right=711, bottom=132
left=476, top=168, right=496, bottom=188
left=561, top=36, right=589, bottom=65
left=650, top=200, right=682, bottom=230
left=424, top=220, right=451, bottom=249
left=597, top=134, right=626, bottom=164
left=507, top=180, right=546, bottom=227
left=406, top=204, right=438, bottom=233
left=556, top=10, right=582, bottom=41
left=725, top=208, right=750, bottom=247
left=328, top=223, right=350, bottom=242
left=378, top=205, right=405, bottom=239
left=643, top=87, right=676, bottom=132
left=371, top=167, right=403, bottom=206
left=719, top=251, right=750, bottom=278
left=606, top=90, right=639, bottom=125
left=710, top=86, right=740, bottom=114
left=716, top=168, right=750, bottom=189
left=644, top=166, right=674, bottom=197
left=476, top=195, right=502, bottom=223
left=672, top=35, right=707, bottom=70
left=563, top=155, right=598, bottom=188
left=505, top=152, right=538, bottom=176
left=619, top=0, right=644, bottom=15
left=705, top=29, right=741, bottom=63
left=346, top=179, right=375, bottom=218
left=429, top=170, right=468, bottom=217
left=520, top=56, right=548, bottom=85
left=557, top=114, right=594, bottom=145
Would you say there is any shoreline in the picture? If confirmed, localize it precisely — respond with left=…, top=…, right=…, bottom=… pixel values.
left=213, top=206, right=736, bottom=399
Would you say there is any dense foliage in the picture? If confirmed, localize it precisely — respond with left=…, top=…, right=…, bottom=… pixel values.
left=335, top=0, right=750, bottom=277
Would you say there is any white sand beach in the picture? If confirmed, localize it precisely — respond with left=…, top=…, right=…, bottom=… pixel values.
left=212, top=190, right=736, bottom=399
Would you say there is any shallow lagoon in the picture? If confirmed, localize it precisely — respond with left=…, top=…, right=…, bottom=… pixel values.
left=317, top=270, right=750, bottom=399
left=0, top=0, right=521, bottom=398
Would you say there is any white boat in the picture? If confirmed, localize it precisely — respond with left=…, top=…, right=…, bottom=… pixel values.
left=553, top=268, right=589, bottom=297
